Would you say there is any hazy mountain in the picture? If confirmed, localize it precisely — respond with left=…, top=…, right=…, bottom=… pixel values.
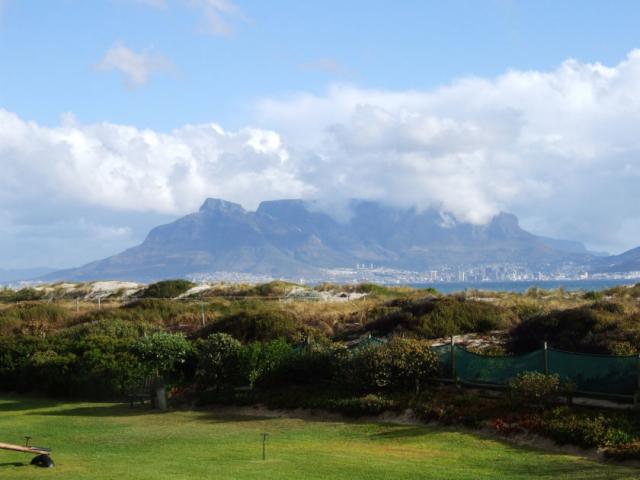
left=42, top=198, right=601, bottom=282
left=591, top=246, right=640, bottom=274
left=0, top=267, right=57, bottom=284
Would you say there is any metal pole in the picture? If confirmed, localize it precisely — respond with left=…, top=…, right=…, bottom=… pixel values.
left=636, top=354, right=640, bottom=408
left=450, top=335, right=456, bottom=379
left=543, top=342, right=549, bottom=375
left=76, top=297, right=79, bottom=313
left=201, top=304, right=205, bottom=327
left=261, top=433, right=269, bottom=460
left=98, top=296, right=101, bottom=310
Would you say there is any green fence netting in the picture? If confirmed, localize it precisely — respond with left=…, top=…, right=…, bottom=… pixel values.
left=454, top=346, right=545, bottom=386
left=548, top=349, right=638, bottom=396
left=432, top=344, right=452, bottom=376
left=347, top=337, right=639, bottom=397
left=431, top=344, right=639, bottom=397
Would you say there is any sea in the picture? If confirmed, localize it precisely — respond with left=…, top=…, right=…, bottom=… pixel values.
left=406, top=279, right=640, bottom=294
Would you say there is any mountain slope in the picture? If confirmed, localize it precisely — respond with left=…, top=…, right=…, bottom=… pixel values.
left=591, top=246, right=640, bottom=274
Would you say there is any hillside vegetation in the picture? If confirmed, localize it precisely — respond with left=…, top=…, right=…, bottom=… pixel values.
left=4, top=280, right=640, bottom=458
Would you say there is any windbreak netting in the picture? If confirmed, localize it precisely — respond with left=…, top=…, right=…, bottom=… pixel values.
left=548, top=349, right=638, bottom=396
left=432, top=344, right=452, bottom=376
left=453, top=346, right=545, bottom=385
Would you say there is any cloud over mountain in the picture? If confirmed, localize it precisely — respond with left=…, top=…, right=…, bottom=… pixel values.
left=2, top=51, right=640, bottom=267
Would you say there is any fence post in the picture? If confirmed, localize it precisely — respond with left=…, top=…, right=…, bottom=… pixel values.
left=543, top=342, right=549, bottom=375
left=450, top=336, right=456, bottom=380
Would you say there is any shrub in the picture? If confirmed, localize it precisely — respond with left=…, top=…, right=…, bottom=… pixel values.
left=508, top=372, right=562, bottom=407
left=509, top=304, right=640, bottom=355
left=31, top=319, right=152, bottom=398
left=342, top=338, right=439, bottom=393
left=139, top=280, right=195, bottom=299
left=327, top=394, right=396, bottom=417
left=0, top=288, right=46, bottom=302
left=261, top=343, right=343, bottom=387
left=195, top=333, right=243, bottom=391
left=239, top=338, right=293, bottom=387
left=366, top=297, right=508, bottom=339
left=583, top=290, right=603, bottom=301
left=0, top=335, right=46, bottom=392
left=207, top=310, right=296, bottom=342
left=0, top=303, right=70, bottom=336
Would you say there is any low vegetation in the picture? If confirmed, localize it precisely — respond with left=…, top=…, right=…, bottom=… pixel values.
left=2, top=280, right=640, bottom=459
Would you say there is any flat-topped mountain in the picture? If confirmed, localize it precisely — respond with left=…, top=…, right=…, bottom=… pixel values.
left=43, top=198, right=601, bottom=282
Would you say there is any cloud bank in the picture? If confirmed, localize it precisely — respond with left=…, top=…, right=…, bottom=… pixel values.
left=2, top=51, right=640, bottom=266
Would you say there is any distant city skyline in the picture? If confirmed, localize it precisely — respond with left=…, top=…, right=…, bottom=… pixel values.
left=2, top=1, right=640, bottom=268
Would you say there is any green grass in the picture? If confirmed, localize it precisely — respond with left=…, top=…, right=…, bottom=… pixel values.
left=0, top=395, right=636, bottom=479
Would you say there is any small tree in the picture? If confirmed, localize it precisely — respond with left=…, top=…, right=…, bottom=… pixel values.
left=133, top=332, right=193, bottom=382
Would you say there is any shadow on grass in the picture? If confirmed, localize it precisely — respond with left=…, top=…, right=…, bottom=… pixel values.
left=27, top=403, right=158, bottom=418
left=0, top=462, right=28, bottom=467
left=28, top=404, right=273, bottom=422
left=369, top=425, right=432, bottom=440
left=192, top=410, right=274, bottom=424
left=0, top=396, right=62, bottom=412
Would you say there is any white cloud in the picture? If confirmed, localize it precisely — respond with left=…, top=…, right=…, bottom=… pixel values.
left=3, top=51, right=640, bottom=259
left=96, top=42, right=172, bottom=88
left=188, top=0, right=244, bottom=36
left=0, top=109, right=310, bottom=217
left=255, top=51, right=640, bottom=252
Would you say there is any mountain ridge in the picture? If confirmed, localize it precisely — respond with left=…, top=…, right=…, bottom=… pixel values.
left=40, top=198, right=612, bottom=283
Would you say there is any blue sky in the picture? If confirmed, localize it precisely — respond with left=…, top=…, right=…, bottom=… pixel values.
left=2, top=0, right=640, bottom=269
left=3, top=0, right=640, bottom=129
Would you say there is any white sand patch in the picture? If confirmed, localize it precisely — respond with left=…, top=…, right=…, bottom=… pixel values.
left=86, top=281, right=143, bottom=299
left=177, top=284, right=214, bottom=299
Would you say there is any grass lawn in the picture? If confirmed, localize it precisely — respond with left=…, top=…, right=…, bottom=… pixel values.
left=0, top=395, right=637, bottom=479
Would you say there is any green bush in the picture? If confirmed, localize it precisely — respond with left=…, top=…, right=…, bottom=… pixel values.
left=260, top=343, right=343, bottom=387
left=509, top=303, right=640, bottom=355
left=0, top=335, right=45, bottom=392
left=139, top=280, right=195, bottom=299
left=342, top=338, right=439, bottom=393
left=195, top=333, right=243, bottom=391
left=541, top=408, right=635, bottom=448
left=207, top=310, right=296, bottom=342
left=0, top=303, right=70, bottom=336
left=0, top=288, right=46, bottom=302
left=326, top=394, right=396, bottom=417
left=366, top=297, right=508, bottom=339
left=508, top=372, right=563, bottom=407
left=239, top=338, right=293, bottom=387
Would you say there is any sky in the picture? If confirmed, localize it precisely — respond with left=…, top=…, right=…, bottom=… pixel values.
left=1, top=0, right=640, bottom=269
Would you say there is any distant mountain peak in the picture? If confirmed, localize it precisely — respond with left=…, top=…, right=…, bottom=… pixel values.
left=199, top=198, right=246, bottom=215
